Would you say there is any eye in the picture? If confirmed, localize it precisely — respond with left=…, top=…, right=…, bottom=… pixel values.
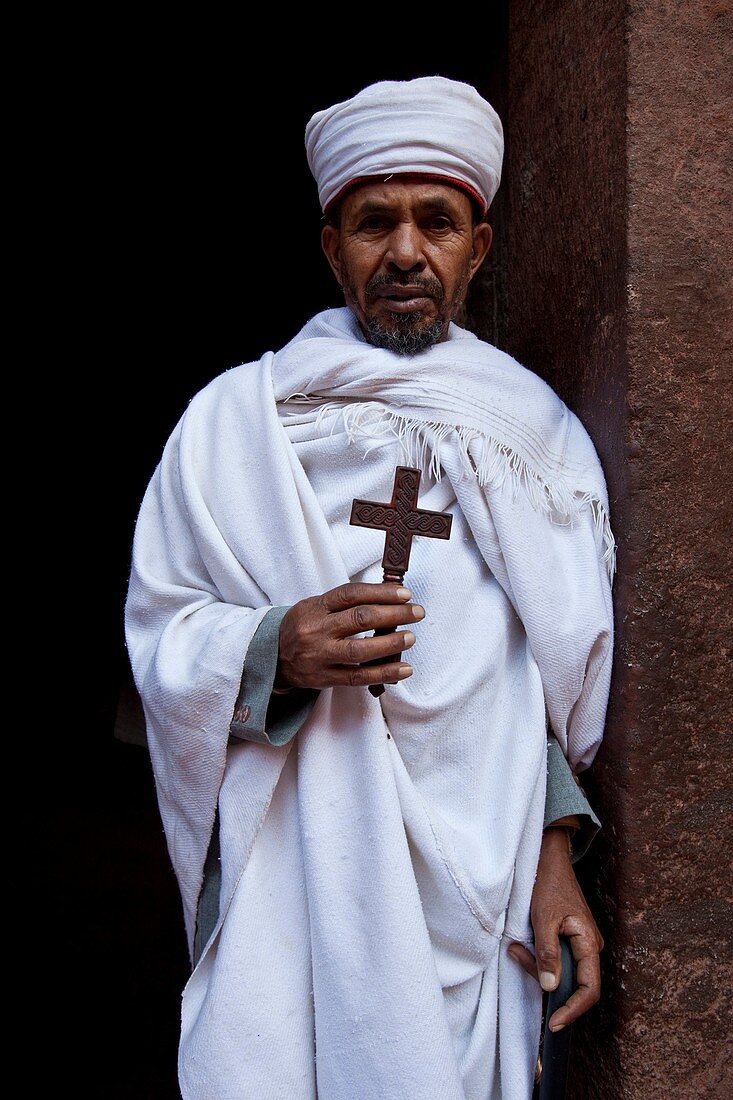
left=427, top=215, right=452, bottom=232
left=358, top=215, right=390, bottom=232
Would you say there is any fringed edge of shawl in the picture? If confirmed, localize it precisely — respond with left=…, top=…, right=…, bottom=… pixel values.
left=311, top=401, right=617, bottom=582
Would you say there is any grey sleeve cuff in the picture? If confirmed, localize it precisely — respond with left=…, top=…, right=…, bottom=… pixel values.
left=545, top=733, right=602, bottom=863
left=193, top=811, right=222, bottom=967
left=229, top=606, right=319, bottom=748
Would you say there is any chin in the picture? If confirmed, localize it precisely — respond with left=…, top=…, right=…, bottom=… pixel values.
left=362, top=313, right=448, bottom=356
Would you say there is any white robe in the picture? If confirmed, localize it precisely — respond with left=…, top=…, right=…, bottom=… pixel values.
left=125, top=308, right=614, bottom=1099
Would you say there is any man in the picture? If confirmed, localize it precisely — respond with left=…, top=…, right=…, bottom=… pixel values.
left=126, top=76, right=614, bottom=1099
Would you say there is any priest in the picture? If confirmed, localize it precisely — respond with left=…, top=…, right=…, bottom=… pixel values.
left=125, top=76, right=614, bottom=1099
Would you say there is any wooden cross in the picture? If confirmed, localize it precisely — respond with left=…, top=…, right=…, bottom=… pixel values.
left=350, top=466, right=453, bottom=696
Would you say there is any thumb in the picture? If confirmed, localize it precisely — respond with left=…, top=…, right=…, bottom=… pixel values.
left=533, top=918, right=562, bottom=992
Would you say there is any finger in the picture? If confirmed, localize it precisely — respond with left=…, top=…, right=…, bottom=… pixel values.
left=531, top=914, right=562, bottom=993
left=330, top=601, right=425, bottom=639
left=548, top=928, right=601, bottom=1030
left=331, top=630, right=416, bottom=666
left=322, top=582, right=413, bottom=613
left=506, top=943, right=539, bottom=982
left=547, top=964, right=600, bottom=1030
left=328, top=661, right=413, bottom=687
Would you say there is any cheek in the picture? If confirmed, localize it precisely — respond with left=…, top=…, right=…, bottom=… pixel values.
left=431, top=249, right=474, bottom=295
left=341, top=251, right=380, bottom=298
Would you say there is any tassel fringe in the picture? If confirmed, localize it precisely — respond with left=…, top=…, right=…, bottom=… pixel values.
left=311, top=401, right=617, bottom=580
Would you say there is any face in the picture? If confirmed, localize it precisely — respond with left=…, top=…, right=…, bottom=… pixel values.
left=321, top=177, right=493, bottom=354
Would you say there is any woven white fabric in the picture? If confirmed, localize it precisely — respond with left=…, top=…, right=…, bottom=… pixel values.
left=125, top=308, right=614, bottom=1098
left=305, top=76, right=504, bottom=213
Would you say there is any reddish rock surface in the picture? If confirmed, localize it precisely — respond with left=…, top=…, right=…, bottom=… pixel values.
left=498, top=2, right=732, bottom=1095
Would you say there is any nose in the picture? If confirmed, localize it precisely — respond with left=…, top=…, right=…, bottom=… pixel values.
left=384, top=222, right=427, bottom=273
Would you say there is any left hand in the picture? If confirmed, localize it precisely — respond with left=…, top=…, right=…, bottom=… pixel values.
left=507, top=827, right=604, bottom=1032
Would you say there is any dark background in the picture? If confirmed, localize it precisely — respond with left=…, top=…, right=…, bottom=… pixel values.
left=46, top=25, right=508, bottom=1098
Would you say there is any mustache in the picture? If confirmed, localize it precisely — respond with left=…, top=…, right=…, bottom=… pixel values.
left=364, top=272, right=443, bottom=304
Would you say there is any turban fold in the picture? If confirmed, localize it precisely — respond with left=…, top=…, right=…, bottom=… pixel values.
left=305, top=75, right=504, bottom=215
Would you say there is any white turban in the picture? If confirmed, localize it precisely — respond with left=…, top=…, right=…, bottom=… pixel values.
left=305, top=75, right=504, bottom=216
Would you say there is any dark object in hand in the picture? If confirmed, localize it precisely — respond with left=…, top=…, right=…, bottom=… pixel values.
left=350, top=466, right=452, bottom=696
left=536, top=936, right=575, bottom=1100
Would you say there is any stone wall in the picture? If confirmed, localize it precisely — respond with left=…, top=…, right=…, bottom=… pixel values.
left=501, top=2, right=732, bottom=1095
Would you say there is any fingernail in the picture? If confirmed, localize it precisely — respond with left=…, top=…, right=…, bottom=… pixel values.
left=549, top=1022, right=565, bottom=1033
left=396, top=587, right=412, bottom=600
left=402, top=631, right=416, bottom=647
left=540, top=971, right=558, bottom=992
left=412, top=605, right=425, bottom=621
left=397, top=664, right=413, bottom=679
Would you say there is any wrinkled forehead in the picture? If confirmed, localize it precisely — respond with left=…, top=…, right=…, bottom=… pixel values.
left=328, top=173, right=482, bottom=223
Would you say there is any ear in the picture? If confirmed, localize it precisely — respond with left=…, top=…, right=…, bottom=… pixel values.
left=321, top=224, right=343, bottom=286
left=469, top=222, right=493, bottom=277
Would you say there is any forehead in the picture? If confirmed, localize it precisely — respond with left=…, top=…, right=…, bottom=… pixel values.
left=339, top=176, right=474, bottom=219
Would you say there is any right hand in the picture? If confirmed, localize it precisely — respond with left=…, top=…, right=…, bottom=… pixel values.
left=275, top=582, right=425, bottom=690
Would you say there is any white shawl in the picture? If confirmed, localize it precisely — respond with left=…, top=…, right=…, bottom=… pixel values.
left=125, top=308, right=614, bottom=1099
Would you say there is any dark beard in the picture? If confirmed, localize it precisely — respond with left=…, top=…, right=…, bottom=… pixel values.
left=361, top=271, right=446, bottom=355
left=362, top=314, right=446, bottom=355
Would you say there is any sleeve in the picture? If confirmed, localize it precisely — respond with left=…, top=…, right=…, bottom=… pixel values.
left=544, top=734, right=601, bottom=863
left=229, top=605, right=319, bottom=747
left=124, top=409, right=283, bottom=953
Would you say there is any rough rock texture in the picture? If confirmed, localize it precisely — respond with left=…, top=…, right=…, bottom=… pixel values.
left=497, top=1, right=732, bottom=1096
